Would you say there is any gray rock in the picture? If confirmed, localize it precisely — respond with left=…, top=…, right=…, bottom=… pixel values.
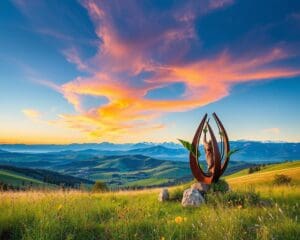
left=181, top=188, right=205, bottom=207
left=158, top=188, right=169, bottom=202
left=191, top=182, right=209, bottom=193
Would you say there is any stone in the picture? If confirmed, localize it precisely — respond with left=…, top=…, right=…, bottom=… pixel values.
left=191, top=182, right=209, bottom=193
left=181, top=188, right=205, bottom=207
left=158, top=188, right=169, bottom=202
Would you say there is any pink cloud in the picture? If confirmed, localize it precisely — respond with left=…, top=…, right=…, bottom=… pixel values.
left=38, top=0, right=300, bottom=140
left=209, top=0, right=234, bottom=9
left=263, top=128, right=281, bottom=135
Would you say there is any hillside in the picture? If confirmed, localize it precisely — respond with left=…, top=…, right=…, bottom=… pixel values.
left=0, top=169, right=50, bottom=190
left=0, top=150, right=255, bottom=188
left=0, top=161, right=299, bottom=240
left=225, top=161, right=300, bottom=187
left=0, top=165, right=94, bottom=190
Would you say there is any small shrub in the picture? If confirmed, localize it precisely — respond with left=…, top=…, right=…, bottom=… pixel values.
left=243, top=191, right=261, bottom=206
left=223, top=191, right=245, bottom=207
left=92, top=181, right=108, bottom=192
left=273, top=174, right=292, bottom=185
left=169, top=187, right=183, bottom=201
left=248, top=166, right=261, bottom=174
left=209, top=179, right=229, bottom=193
left=206, top=190, right=260, bottom=207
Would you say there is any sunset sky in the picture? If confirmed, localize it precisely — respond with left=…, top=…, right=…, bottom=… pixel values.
left=1, top=0, right=300, bottom=144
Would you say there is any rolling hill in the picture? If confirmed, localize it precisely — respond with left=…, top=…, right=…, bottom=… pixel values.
left=0, top=165, right=94, bottom=190
left=0, top=150, right=256, bottom=188
left=1, top=161, right=299, bottom=240
left=225, top=160, right=300, bottom=187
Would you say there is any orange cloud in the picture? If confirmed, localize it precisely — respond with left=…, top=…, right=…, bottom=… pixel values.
left=40, top=1, right=300, bottom=141
left=22, top=109, right=41, bottom=121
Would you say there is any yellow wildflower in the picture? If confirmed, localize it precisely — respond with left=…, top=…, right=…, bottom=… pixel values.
left=175, top=216, right=183, bottom=224
left=57, top=204, right=63, bottom=211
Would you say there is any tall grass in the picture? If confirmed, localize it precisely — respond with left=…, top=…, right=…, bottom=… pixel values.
left=0, top=184, right=299, bottom=240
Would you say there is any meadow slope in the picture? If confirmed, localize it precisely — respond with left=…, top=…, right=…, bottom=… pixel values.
left=0, top=161, right=299, bottom=240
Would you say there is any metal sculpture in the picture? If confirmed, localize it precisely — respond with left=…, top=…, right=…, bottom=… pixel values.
left=189, top=113, right=230, bottom=184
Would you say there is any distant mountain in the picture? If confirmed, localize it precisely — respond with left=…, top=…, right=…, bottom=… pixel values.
left=228, top=141, right=300, bottom=162
left=65, top=141, right=300, bottom=163
left=0, top=150, right=255, bottom=188
left=0, top=141, right=299, bottom=163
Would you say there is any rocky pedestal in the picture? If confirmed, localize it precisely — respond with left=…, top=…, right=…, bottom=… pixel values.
left=191, top=182, right=209, bottom=193
left=181, top=188, right=205, bottom=207
left=158, top=188, right=169, bottom=202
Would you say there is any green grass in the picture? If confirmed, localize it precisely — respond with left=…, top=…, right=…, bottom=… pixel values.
left=225, top=161, right=300, bottom=186
left=227, top=161, right=300, bottom=178
left=0, top=161, right=299, bottom=240
left=0, top=169, right=49, bottom=188
left=125, top=177, right=170, bottom=187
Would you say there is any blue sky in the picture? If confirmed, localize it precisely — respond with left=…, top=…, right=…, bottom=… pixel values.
left=0, top=0, right=300, bottom=144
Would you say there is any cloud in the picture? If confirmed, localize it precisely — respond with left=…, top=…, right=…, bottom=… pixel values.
left=48, top=0, right=300, bottom=140
left=209, top=0, right=234, bottom=10
left=20, top=0, right=300, bottom=141
left=263, top=128, right=281, bottom=135
left=62, top=47, right=90, bottom=72
left=22, top=109, right=41, bottom=121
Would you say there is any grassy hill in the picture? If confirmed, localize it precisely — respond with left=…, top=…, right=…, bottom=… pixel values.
left=0, top=169, right=49, bottom=189
left=0, top=150, right=255, bottom=188
left=0, top=160, right=299, bottom=240
left=0, top=165, right=94, bottom=190
left=225, top=161, right=300, bottom=187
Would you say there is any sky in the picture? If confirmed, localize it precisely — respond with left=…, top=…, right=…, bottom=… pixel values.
left=0, top=0, right=300, bottom=144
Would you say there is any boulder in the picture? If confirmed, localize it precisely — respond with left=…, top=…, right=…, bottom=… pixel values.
left=158, top=188, right=169, bottom=202
left=191, top=182, right=209, bottom=193
left=181, top=188, right=205, bottom=207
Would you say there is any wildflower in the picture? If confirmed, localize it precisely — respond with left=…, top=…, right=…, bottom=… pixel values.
left=237, top=205, right=243, bottom=209
left=175, top=216, right=183, bottom=224
left=57, top=204, right=63, bottom=211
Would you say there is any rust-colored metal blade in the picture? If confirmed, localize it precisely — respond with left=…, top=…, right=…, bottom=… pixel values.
left=213, top=112, right=230, bottom=177
left=189, top=113, right=214, bottom=184
left=207, top=122, right=221, bottom=181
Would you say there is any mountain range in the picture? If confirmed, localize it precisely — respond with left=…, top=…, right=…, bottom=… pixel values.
left=1, top=141, right=299, bottom=162
left=0, top=140, right=299, bottom=188
left=0, top=149, right=256, bottom=188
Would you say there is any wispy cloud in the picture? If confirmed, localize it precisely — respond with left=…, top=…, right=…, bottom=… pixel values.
left=22, top=109, right=41, bottom=121
left=263, top=128, right=281, bottom=135
left=48, top=0, right=300, bottom=140
left=15, top=0, right=300, bottom=141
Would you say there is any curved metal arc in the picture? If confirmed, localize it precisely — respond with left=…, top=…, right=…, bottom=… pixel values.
left=213, top=112, right=230, bottom=176
left=206, top=122, right=221, bottom=181
left=189, top=114, right=214, bottom=183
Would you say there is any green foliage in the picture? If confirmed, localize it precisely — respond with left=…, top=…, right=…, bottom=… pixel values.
left=273, top=174, right=292, bottom=185
left=226, top=148, right=241, bottom=158
left=209, top=179, right=229, bottom=193
left=0, top=162, right=299, bottom=240
left=223, top=191, right=260, bottom=207
left=248, top=166, right=261, bottom=174
left=206, top=190, right=261, bottom=208
left=92, top=181, right=108, bottom=192
left=169, top=187, right=183, bottom=201
left=177, top=139, right=200, bottom=157
left=0, top=184, right=299, bottom=240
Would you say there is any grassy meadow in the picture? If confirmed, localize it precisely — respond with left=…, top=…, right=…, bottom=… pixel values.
left=0, top=161, right=299, bottom=240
